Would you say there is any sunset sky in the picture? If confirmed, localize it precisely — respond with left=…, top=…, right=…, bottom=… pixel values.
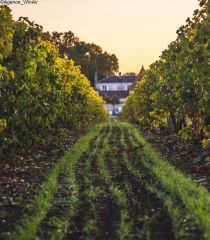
left=8, top=0, right=200, bottom=73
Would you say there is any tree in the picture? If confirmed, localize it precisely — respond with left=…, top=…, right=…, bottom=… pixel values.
left=0, top=5, right=14, bottom=139
left=0, top=8, right=108, bottom=155
left=49, top=31, right=119, bottom=85
left=124, top=72, right=136, bottom=76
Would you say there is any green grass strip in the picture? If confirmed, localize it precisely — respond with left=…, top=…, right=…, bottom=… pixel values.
left=120, top=125, right=143, bottom=178
left=49, top=164, right=79, bottom=240
left=51, top=127, right=107, bottom=239
left=97, top=124, right=132, bottom=240
left=121, top=124, right=201, bottom=239
left=81, top=133, right=105, bottom=238
left=10, top=123, right=104, bottom=240
left=121, top=122, right=210, bottom=240
left=147, top=184, right=194, bottom=240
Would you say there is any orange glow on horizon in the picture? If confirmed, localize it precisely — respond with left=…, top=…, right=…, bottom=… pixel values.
left=8, top=0, right=200, bottom=73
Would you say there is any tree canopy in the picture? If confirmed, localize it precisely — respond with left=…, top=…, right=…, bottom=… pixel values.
left=0, top=6, right=108, bottom=155
left=48, top=31, right=119, bottom=85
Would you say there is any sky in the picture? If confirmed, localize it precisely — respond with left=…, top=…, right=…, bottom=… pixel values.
left=6, top=0, right=200, bottom=74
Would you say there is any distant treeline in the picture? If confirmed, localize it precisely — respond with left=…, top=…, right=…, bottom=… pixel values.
left=13, top=17, right=119, bottom=86
left=29, top=25, right=119, bottom=85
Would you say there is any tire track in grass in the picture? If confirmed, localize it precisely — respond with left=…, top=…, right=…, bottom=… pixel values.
left=123, top=123, right=208, bottom=239
left=97, top=125, right=133, bottom=240
left=115, top=126, right=164, bottom=239
left=36, top=133, right=99, bottom=240
left=127, top=129, right=204, bottom=240
left=38, top=126, right=108, bottom=239
left=105, top=126, right=135, bottom=240
left=147, top=184, right=204, bottom=240
left=36, top=171, right=74, bottom=239
left=63, top=134, right=101, bottom=240
left=118, top=125, right=174, bottom=240
left=9, top=124, right=103, bottom=240
left=84, top=132, right=120, bottom=240
left=65, top=125, right=120, bottom=240
left=110, top=126, right=146, bottom=239
left=76, top=127, right=113, bottom=240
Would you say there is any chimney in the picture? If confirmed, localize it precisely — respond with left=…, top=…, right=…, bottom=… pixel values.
left=94, top=71, right=98, bottom=89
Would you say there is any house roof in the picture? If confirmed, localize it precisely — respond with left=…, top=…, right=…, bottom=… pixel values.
left=97, top=75, right=137, bottom=84
left=136, top=65, right=145, bottom=80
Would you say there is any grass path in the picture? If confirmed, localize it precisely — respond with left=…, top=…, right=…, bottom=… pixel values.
left=9, top=122, right=210, bottom=240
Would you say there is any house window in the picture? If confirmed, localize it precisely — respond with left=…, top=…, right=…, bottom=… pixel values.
left=102, top=85, right=107, bottom=91
left=117, top=85, right=124, bottom=91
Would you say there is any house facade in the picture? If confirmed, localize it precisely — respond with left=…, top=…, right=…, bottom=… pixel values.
left=95, top=66, right=145, bottom=115
left=96, top=79, right=133, bottom=92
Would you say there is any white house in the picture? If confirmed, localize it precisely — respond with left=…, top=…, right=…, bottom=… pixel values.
left=95, top=67, right=145, bottom=115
